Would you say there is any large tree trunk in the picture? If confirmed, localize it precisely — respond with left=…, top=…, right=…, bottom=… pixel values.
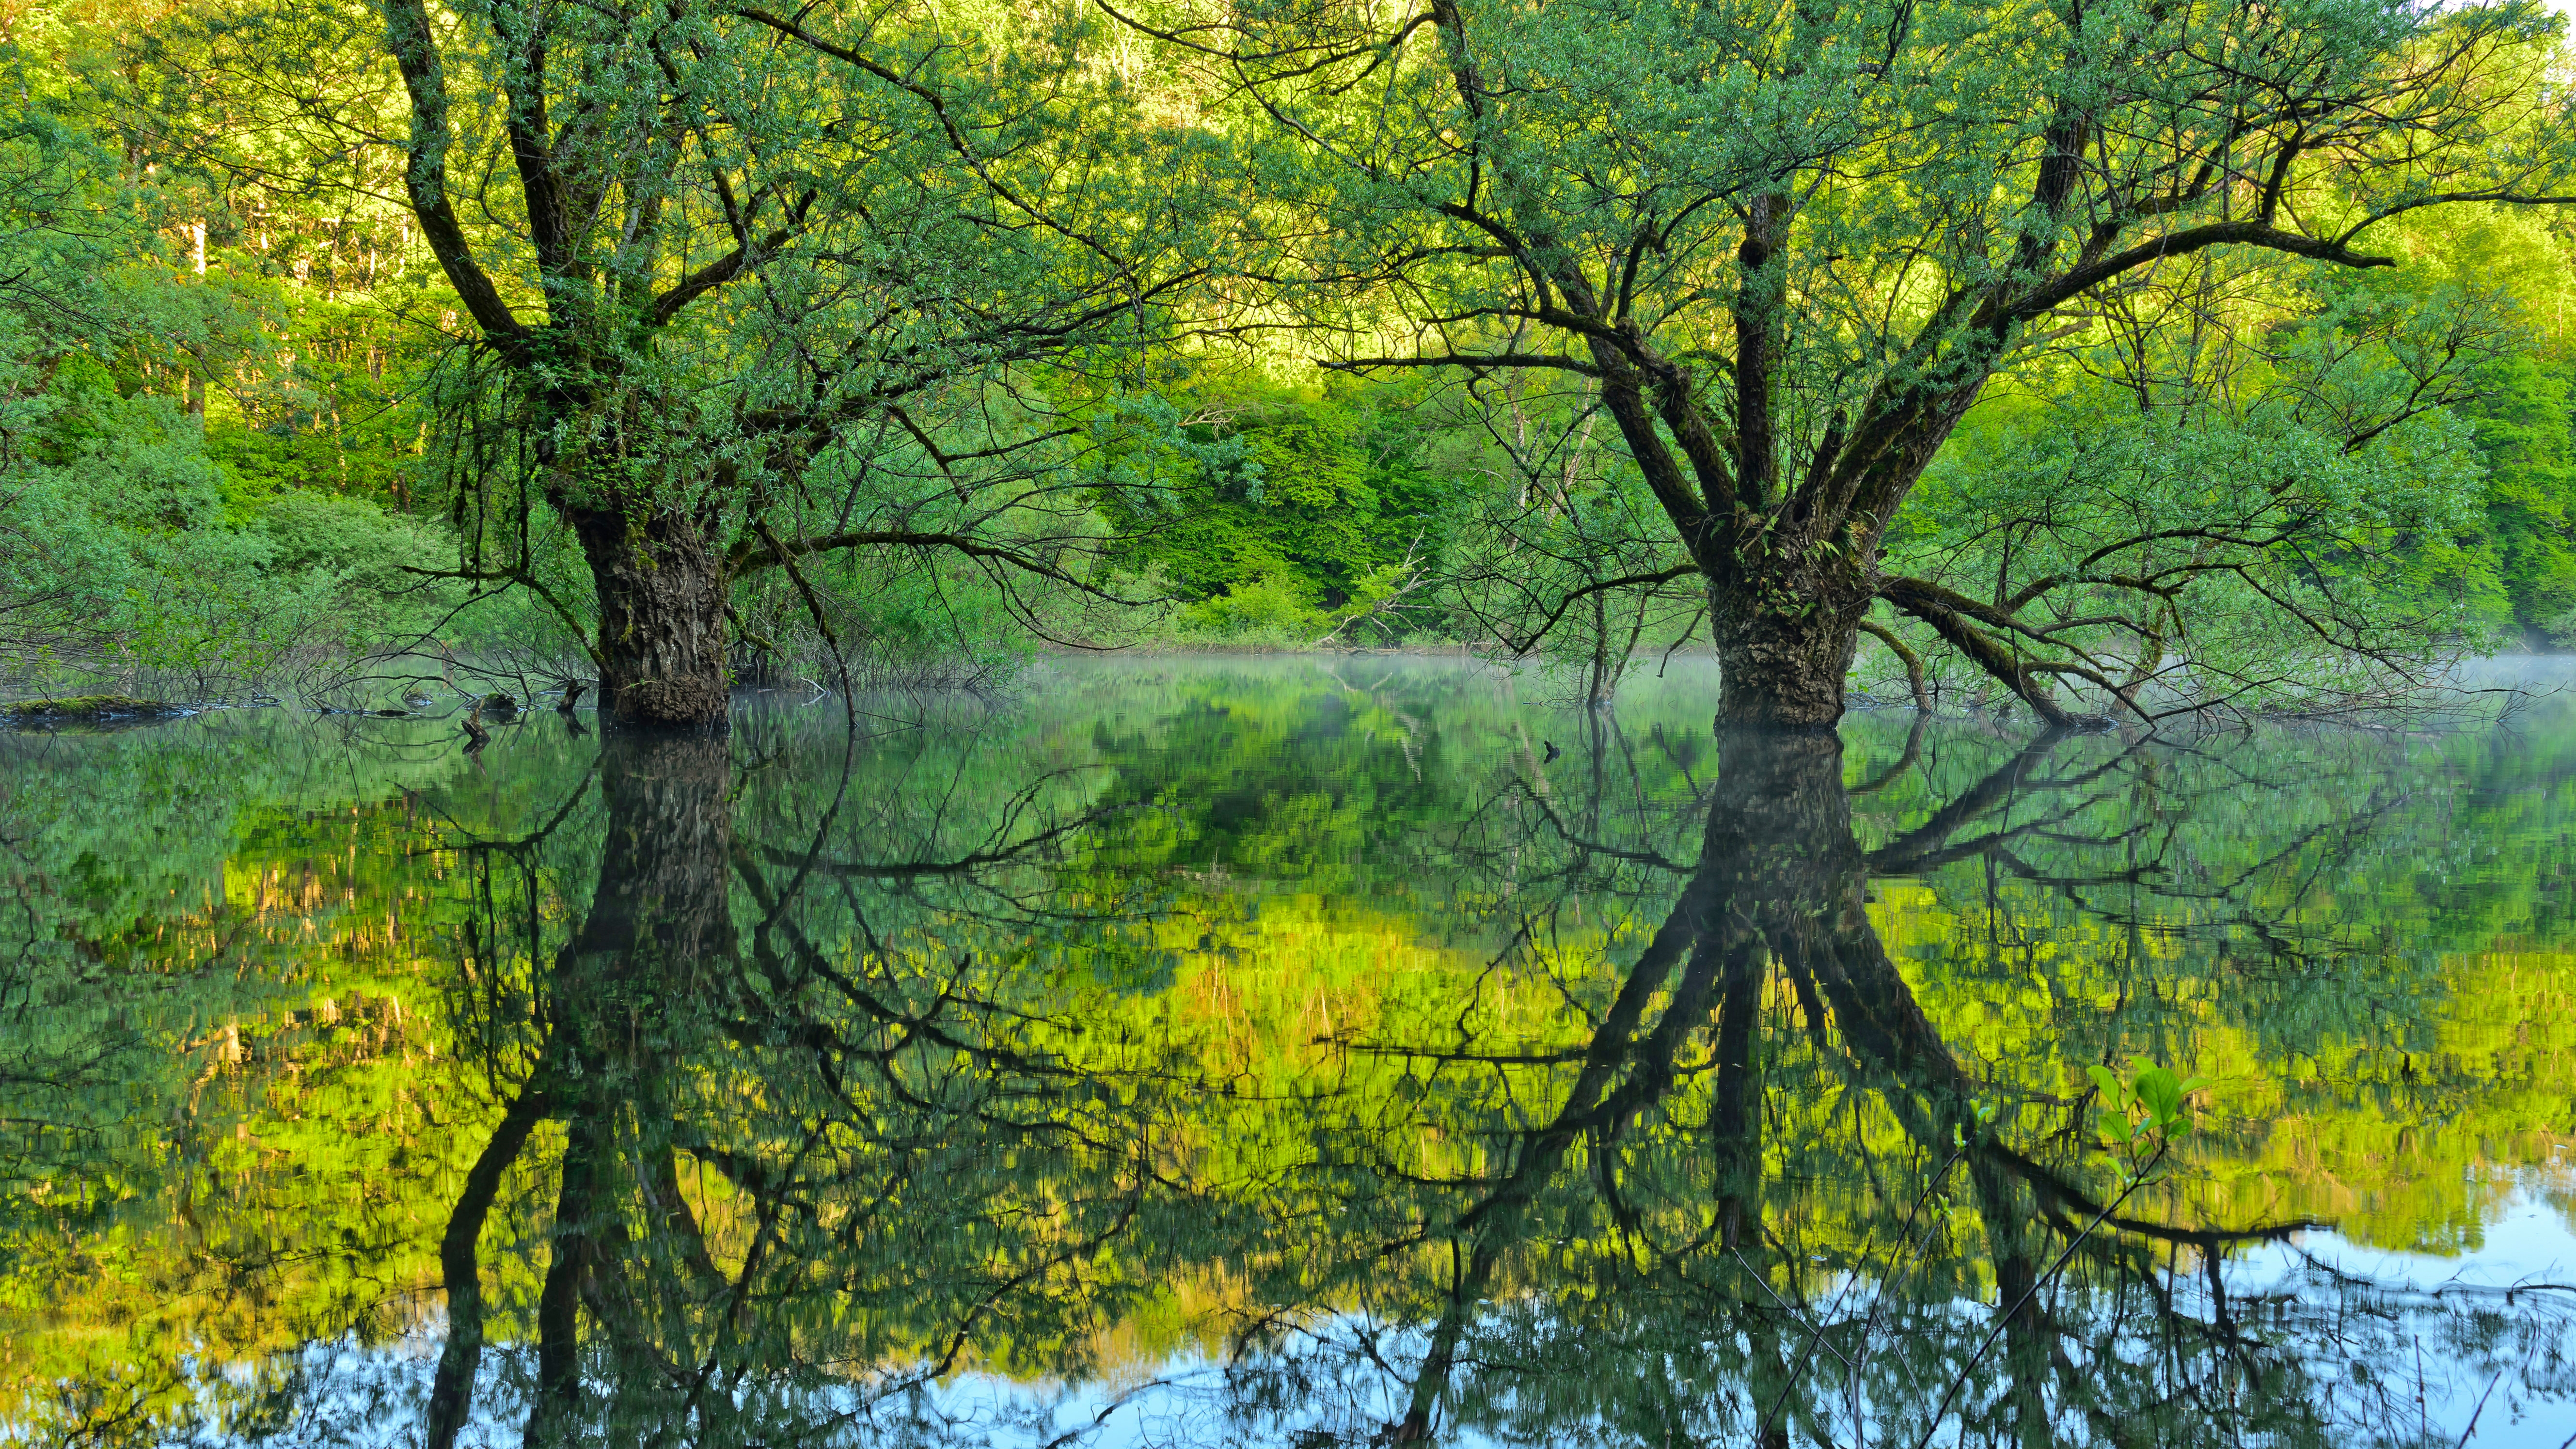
left=1707, top=581, right=1873, bottom=727
left=568, top=507, right=732, bottom=729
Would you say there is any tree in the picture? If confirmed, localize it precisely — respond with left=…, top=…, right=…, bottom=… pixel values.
left=1882, top=247, right=2525, bottom=720
left=315, top=0, right=1236, bottom=724
left=1125, top=0, right=2576, bottom=724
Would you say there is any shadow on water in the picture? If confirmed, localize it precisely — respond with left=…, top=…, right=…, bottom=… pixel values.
left=4, top=663, right=2575, bottom=1446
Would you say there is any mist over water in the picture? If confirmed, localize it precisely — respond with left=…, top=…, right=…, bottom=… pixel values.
left=5, top=656, right=2575, bottom=1447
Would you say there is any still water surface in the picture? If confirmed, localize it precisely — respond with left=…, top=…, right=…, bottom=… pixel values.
left=4, top=657, right=2576, bottom=1447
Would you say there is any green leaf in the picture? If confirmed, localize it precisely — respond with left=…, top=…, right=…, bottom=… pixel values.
left=2135, top=1065, right=2183, bottom=1121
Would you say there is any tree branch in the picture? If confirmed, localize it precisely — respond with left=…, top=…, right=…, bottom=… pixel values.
left=1857, top=617, right=1930, bottom=711
left=1493, top=563, right=1701, bottom=655
left=1880, top=575, right=2090, bottom=727
left=728, top=528, right=1145, bottom=605
left=2009, top=222, right=2393, bottom=326
left=380, top=0, right=526, bottom=343
left=1326, top=352, right=1602, bottom=377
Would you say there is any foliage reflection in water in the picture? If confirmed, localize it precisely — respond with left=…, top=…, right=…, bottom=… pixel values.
left=3, top=658, right=2575, bottom=1447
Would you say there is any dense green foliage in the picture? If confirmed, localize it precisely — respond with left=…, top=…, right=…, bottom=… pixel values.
left=1082, top=378, right=1456, bottom=641
left=9, top=0, right=2576, bottom=1430
left=0, top=0, right=2570, bottom=712
left=0, top=8, right=436, bottom=699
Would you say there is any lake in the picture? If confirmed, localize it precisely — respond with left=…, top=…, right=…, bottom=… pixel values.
left=4, top=655, right=2574, bottom=1448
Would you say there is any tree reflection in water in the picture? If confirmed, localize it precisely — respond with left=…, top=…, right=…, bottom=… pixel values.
left=399, top=714, right=2574, bottom=1449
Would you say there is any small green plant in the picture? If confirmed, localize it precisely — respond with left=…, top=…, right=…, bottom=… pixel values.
left=1947, top=1097, right=2001, bottom=1153
left=2087, top=1061, right=2210, bottom=1178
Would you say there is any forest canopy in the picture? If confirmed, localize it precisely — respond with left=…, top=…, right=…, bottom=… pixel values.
left=0, top=0, right=2570, bottom=725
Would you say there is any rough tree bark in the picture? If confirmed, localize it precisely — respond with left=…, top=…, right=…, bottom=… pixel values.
left=566, top=508, right=734, bottom=728
left=1706, top=580, right=1878, bottom=727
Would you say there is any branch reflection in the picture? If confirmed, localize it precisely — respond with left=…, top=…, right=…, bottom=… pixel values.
left=404, top=707, right=2576, bottom=1448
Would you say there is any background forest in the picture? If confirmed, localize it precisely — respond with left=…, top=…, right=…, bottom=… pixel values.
left=0, top=0, right=2572, bottom=715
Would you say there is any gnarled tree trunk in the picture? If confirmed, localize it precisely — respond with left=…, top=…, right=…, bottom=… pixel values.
left=1707, top=579, right=1875, bottom=728
left=568, top=507, right=732, bottom=729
